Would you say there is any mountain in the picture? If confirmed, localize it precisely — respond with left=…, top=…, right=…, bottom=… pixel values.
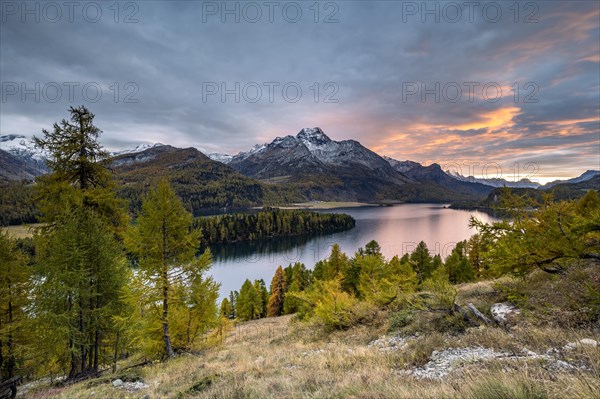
left=0, top=148, right=47, bottom=181
left=538, top=170, right=600, bottom=190
left=226, top=128, right=412, bottom=201
left=384, top=157, right=493, bottom=198
left=447, top=170, right=541, bottom=189
left=110, top=145, right=302, bottom=215
left=110, top=143, right=165, bottom=157
left=478, top=174, right=600, bottom=208
left=0, top=134, right=47, bottom=161
left=208, top=153, right=234, bottom=164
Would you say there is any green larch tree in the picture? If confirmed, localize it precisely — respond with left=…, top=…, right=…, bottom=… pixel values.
left=0, top=232, right=31, bottom=379
left=125, top=179, right=203, bottom=358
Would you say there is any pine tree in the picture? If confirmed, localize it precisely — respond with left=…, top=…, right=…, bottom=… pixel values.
left=125, top=179, right=203, bottom=358
left=267, top=266, right=287, bottom=317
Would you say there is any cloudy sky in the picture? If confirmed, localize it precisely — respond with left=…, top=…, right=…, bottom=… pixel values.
left=1, top=0, right=599, bottom=183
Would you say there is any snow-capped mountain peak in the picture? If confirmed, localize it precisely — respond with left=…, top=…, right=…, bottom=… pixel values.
left=0, top=134, right=47, bottom=160
left=0, top=134, right=27, bottom=143
left=110, top=143, right=165, bottom=156
left=296, top=127, right=331, bottom=147
left=208, top=153, right=233, bottom=164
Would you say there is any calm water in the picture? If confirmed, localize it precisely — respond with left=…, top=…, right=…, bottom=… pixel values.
left=208, top=204, right=499, bottom=299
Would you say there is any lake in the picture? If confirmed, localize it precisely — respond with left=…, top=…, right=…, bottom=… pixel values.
left=208, top=204, right=499, bottom=299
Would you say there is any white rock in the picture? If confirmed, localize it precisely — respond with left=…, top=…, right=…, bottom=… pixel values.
left=490, top=303, right=520, bottom=323
left=112, top=379, right=124, bottom=387
left=564, top=338, right=598, bottom=351
left=579, top=338, right=598, bottom=347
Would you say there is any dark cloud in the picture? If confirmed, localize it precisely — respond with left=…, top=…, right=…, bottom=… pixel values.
left=1, top=0, right=598, bottom=181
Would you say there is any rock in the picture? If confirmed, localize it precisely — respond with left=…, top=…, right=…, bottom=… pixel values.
left=490, top=302, right=520, bottom=323
left=579, top=338, right=598, bottom=347
left=563, top=338, right=598, bottom=351
left=123, top=381, right=149, bottom=391
left=368, top=335, right=415, bottom=352
left=140, top=395, right=150, bottom=399
left=112, top=379, right=124, bottom=387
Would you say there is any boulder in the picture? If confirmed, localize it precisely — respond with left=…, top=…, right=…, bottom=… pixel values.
left=490, top=302, right=520, bottom=323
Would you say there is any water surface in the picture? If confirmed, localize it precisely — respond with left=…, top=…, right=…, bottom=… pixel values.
left=209, top=204, right=499, bottom=299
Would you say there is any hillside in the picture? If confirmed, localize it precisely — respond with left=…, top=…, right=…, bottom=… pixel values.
left=26, top=275, right=600, bottom=399
left=0, top=148, right=46, bottom=182
left=110, top=145, right=303, bottom=215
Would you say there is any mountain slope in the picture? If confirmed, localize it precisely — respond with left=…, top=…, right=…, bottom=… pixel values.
left=478, top=175, right=600, bottom=207
left=227, top=128, right=414, bottom=202
left=0, top=148, right=46, bottom=181
left=447, top=170, right=541, bottom=189
left=110, top=145, right=302, bottom=215
left=539, top=170, right=600, bottom=190
left=384, top=157, right=493, bottom=198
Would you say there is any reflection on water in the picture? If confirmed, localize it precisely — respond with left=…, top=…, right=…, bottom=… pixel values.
left=208, top=204, right=500, bottom=300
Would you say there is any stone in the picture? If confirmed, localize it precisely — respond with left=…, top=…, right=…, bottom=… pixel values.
left=112, top=379, right=124, bottom=387
left=563, top=338, right=598, bottom=351
left=490, top=302, right=520, bottom=323
left=579, top=338, right=598, bottom=347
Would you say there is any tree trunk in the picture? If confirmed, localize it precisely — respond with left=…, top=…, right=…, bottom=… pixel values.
left=163, top=281, right=173, bottom=357
left=112, top=331, right=120, bottom=373
left=68, top=292, right=77, bottom=379
left=467, top=303, right=493, bottom=324
left=7, top=288, right=14, bottom=379
left=162, top=219, right=174, bottom=358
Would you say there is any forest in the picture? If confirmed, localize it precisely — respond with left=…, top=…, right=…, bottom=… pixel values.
left=194, top=209, right=355, bottom=245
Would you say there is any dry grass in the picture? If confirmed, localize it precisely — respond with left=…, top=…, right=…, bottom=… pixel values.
left=26, top=280, right=600, bottom=399
left=1, top=223, right=42, bottom=239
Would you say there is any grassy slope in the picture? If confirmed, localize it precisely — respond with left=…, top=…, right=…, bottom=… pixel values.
left=28, top=277, right=600, bottom=399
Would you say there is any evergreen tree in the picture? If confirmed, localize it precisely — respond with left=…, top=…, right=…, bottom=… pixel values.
left=125, top=179, right=203, bottom=358
left=32, top=107, right=127, bottom=378
left=445, top=241, right=475, bottom=284
left=228, top=291, right=239, bottom=319
left=410, top=241, right=433, bottom=284
left=35, top=207, right=126, bottom=377
left=364, top=240, right=382, bottom=257
left=0, top=232, right=30, bottom=379
left=267, top=266, right=287, bottom=317
left=472, top=190, right=600, bottom=276
left=283, top=263, right=309, bottom=314
left=254, top=279, right=269, bottom=318
left=220, top=298, right=233, bottom=320
left=237, top=279, right=262, bottom=321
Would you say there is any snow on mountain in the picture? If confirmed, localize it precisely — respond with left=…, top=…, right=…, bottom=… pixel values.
left=208, top=153, right=234, bottom=164
left=0, top=134, right=47, bottom=160
left=383, top=156, right=422, bottom=173
left=447, top=170, right=541, bottom=189
left=110, top=143, right=165, bottom=156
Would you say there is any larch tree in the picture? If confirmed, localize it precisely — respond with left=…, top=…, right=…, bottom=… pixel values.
left=237, top=279, right=261, bottom=321
left=125, top=179, right=203, bottom=358
left=267, top=266, right=287, bottom=317
left=0, top=232, right=30, bottom=379
left=220, top=298, right=233, bottom=319
left=32, top=106, right=127, bottom=378
left=410, top=241, right=433, bottom=284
